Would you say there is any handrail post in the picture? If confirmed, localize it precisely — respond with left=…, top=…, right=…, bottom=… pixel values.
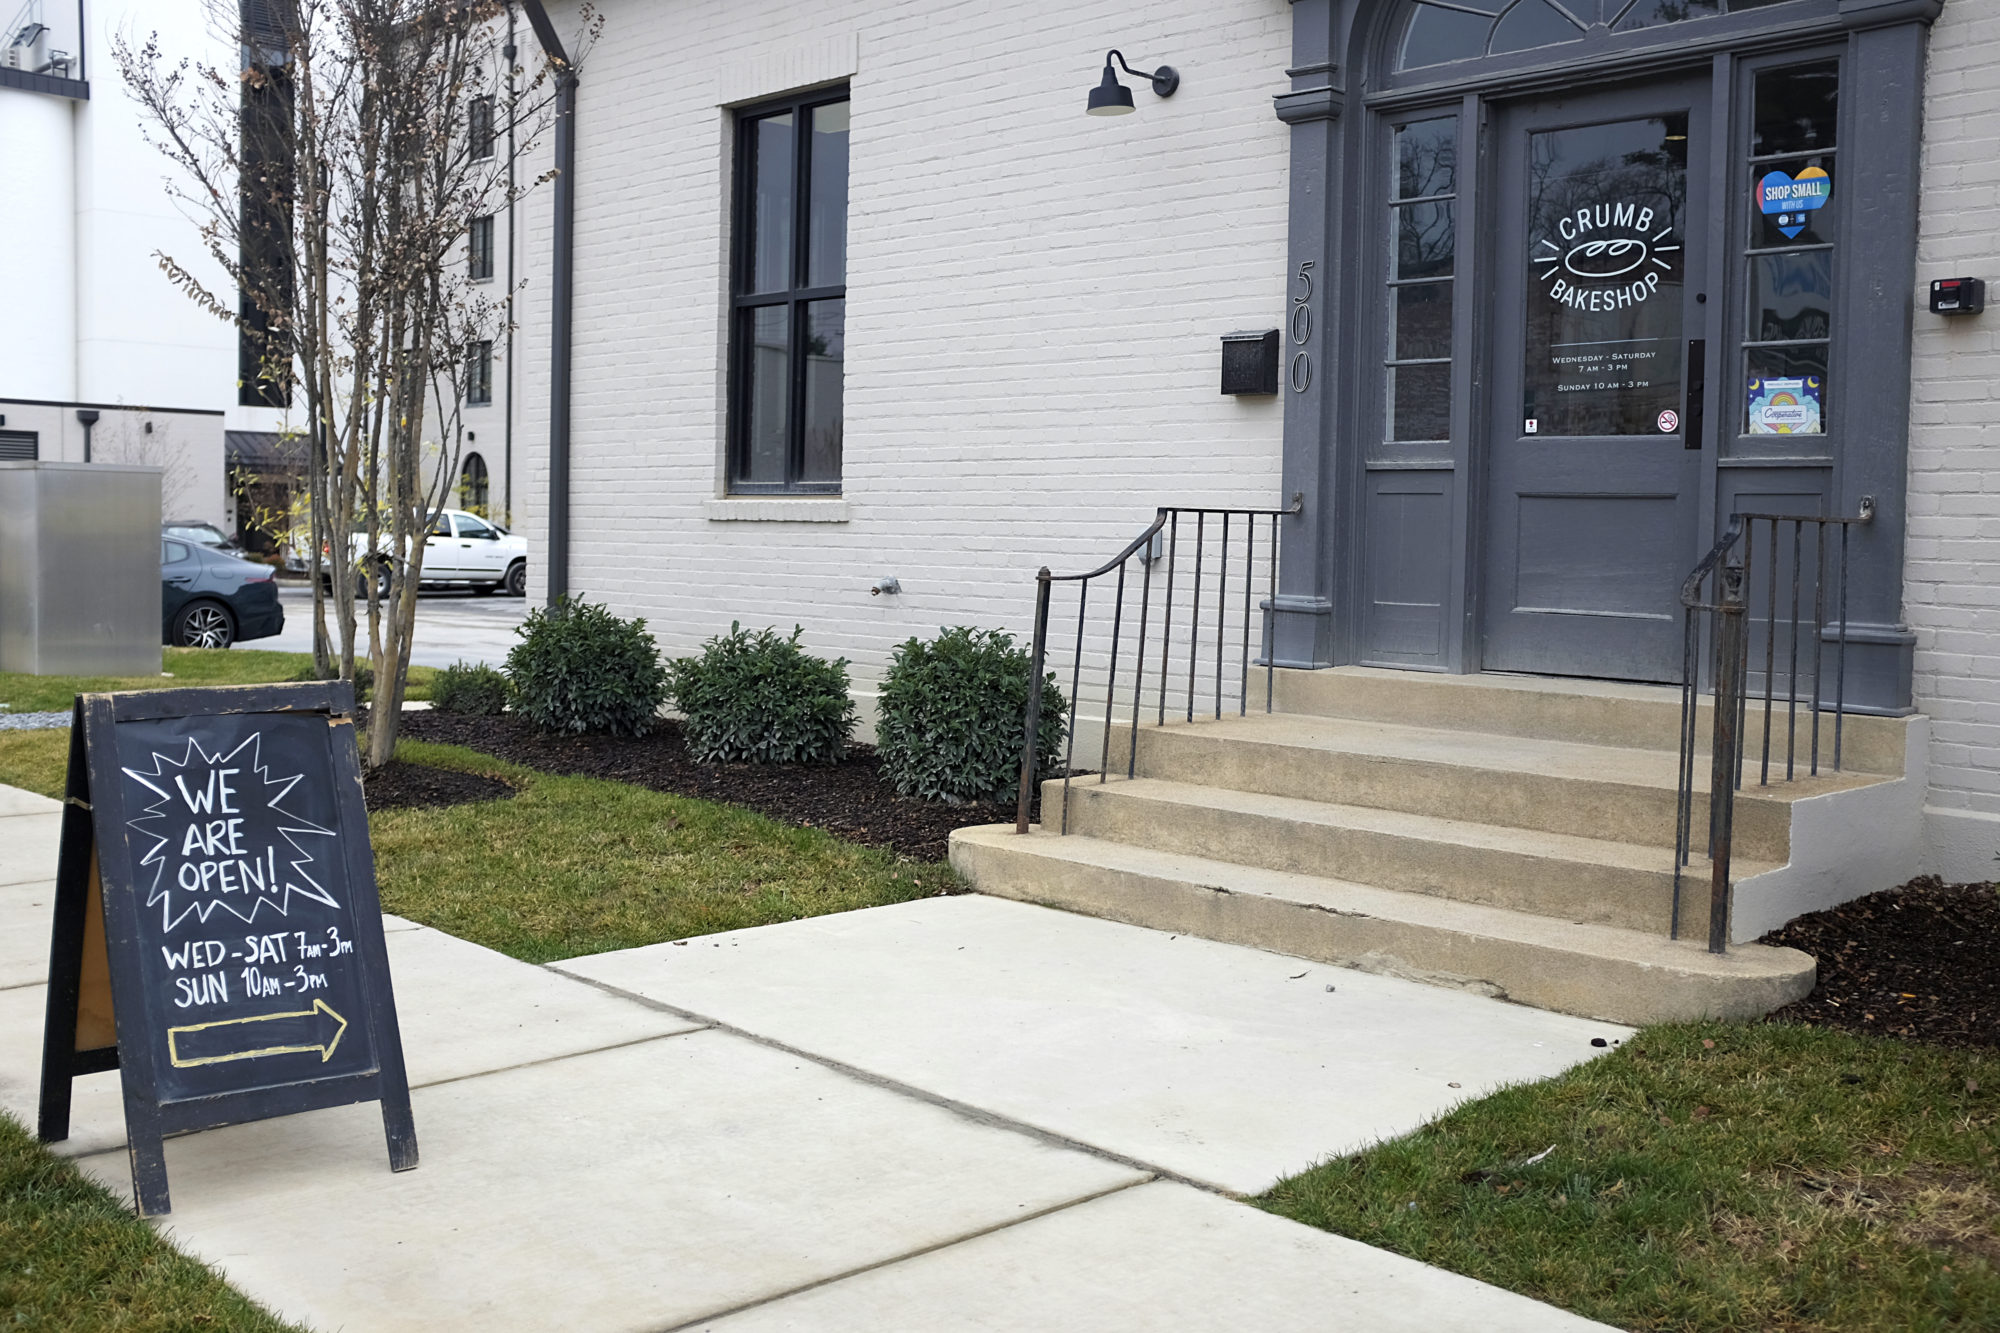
left=1707, top=564, right=1747, bottom=954
left=1015, top=568, right=1053, bottom=834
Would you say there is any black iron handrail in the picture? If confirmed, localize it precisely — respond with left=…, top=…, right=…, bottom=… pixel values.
left=1014, top=495, right=1303, bottom=835
left=1675, top=499, right=1874, bottom=953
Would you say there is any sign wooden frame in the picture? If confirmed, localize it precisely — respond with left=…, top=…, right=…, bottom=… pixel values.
left=37, top=682, right=416, bottom=1216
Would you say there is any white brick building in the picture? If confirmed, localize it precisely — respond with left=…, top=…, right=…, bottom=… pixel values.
left=1908, top=0, right=2000, bottom=877
left=511, top=0, right=2000, bottom=916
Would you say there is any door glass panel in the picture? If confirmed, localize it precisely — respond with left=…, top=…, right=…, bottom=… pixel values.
left=1397, top=116, right=1458, bottom=198
left=1749, top=251, right=1832, bottom=342
left=1745, top=345, right=1827, bottom=435
left=1520, top=114, right=1688, bottom=436
left=1751, top=157, right=1836, bottom=248
left=1741, top=61, right=1838, bottom=438
left=1391, top=282, right=1454, bottom=360
left=1390, top=363, right=1452, bottom=442
left=1752, top=60, right=1838, bottom=155
left=1383, top=115, right=1459, bottom=446
left=747, top=113, right=794, bottom=294
left=801, top=299, right=844, bottom=484
left=1395, top=201, right=1456, bottom=279
left=743, top=306, right=790, bottom=483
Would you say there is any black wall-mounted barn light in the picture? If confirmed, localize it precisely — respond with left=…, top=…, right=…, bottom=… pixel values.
left=1085, top=49, right=1178, bottom=116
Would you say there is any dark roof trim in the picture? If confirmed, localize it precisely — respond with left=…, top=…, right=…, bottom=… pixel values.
left=0, top=396, right=224, bottom=417
left=225, top=430, right=308, bottom=469
left=0, top=68, right=87, bottom=99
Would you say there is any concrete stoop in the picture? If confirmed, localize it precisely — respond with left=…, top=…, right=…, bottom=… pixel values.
left=949, top=667, right=1925, bottom=1026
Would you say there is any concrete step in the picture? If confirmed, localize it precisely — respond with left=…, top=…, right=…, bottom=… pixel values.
left=1053, top=776, right=1769, bottom=938
left=1112, top=713, right=1890, bottom=864
left=949, top=824, right=1816, bottom=1026
left=1271, top=666, right=1911, bottom=774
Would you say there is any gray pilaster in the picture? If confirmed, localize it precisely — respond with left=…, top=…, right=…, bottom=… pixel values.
left=1270, top=0, right=1346, bottom=670
left=1823, top=4, right=1936, bottom=712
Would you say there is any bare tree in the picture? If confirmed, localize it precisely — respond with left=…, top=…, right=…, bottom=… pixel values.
left=116, top=0, right=595, bottom=766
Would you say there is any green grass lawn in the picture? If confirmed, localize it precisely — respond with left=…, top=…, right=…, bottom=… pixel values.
left=0, top=1113, right=303, bottom=1332
left=0, top=733, right=951, bottom=958
left=0, top=646, right=436, bottom=715
left=1260, top=1021, right=2000, bottom=1333
left=0, top=730, right=68, bottom=800
left=373, top=741, right=949, bottom=961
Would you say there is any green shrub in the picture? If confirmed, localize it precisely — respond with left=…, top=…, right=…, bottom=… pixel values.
left=506, top=595, right=669, bottom=737
left=875, top=626, right=1067, bottom=804
left=430, top=660, right=512, bottom=716
left=668, top=624, right=854, bottom=764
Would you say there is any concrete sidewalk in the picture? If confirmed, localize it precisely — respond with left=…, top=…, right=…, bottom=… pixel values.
left=0, top=783, right=1624, bottom=1331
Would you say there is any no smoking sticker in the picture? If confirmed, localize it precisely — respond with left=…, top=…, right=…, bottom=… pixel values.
left=1657, top=409, right=1680, bottom=433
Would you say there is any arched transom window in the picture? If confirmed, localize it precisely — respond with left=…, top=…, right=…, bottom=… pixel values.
left=1399, top=0, right=1791, bottom=71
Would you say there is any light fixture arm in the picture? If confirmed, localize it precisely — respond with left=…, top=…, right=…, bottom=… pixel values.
left=1102, top=49, right=1179, bottom=98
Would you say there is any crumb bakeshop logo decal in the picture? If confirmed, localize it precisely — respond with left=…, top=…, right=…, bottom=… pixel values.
left=1533, top=200, right=1680, bottom=311
left=123, top=733, right=340, bottom=934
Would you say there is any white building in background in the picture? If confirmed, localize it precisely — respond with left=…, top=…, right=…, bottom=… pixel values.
left=0, top=0, right=526, bottom=534
left=0, top=0, right=259, bottom=526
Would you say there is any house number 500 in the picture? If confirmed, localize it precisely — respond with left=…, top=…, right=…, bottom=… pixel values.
left=1290, top=260, right=1314, bottom=393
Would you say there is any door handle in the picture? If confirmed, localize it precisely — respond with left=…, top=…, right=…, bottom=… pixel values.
left=1684, top=338, right=1706, bottom=450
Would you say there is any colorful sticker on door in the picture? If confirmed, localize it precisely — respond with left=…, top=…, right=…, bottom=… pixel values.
left=1746, top=375, right=1823, bottom=434
left=1757, top=167, right=1830, bottom=240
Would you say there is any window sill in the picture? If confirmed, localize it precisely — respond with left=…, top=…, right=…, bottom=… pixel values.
left=704, top=497, right=849, bottom=523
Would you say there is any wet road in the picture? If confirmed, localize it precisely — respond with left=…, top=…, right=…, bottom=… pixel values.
left=262, top=582, right=528, bottom=669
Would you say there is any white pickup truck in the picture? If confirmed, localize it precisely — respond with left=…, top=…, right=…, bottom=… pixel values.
left=310, top=508, right=529, bottom=597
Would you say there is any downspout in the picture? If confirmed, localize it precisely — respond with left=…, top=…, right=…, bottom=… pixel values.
left=519, top=0, right=572, bottom=605
left=75, top=408, right=97, bottom=462
left=502, top=3, right=516, bottom=527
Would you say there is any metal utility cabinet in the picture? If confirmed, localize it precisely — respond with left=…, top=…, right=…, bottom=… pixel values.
left=0, top=462, right=162, bottom=675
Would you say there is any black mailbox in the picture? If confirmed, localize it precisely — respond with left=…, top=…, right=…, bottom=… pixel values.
left=1220, top=329, right=1280, bottom=395
left=1930, top=277, right=1985, bottom=316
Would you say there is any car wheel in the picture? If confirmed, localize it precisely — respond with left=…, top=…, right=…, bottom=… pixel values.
left=504, top=560, right=527, bottom=597
left=357, top=563, right=392, bottom=601
left=173, top=601, right=236, bottom=650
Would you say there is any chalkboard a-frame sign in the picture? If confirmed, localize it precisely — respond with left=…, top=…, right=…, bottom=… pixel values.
left=37, top=682, right=416, bottom=1216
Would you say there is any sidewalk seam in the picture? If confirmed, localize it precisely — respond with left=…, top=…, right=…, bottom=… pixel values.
left=647, top=1174, right=1157, bottom=1333
left=407, top=1026, right=716, bottom=1092
left=545, top=963, right=1244, bottom=1199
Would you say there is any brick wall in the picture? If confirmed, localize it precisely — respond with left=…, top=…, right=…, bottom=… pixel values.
left=1907, top=0, right=2000, bottom=877
left=513, top=0, right=1292, bottom=715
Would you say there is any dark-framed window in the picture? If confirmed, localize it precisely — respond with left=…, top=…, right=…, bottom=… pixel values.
left=468, top=94, right=495, bottom=161
left=469, top=214, right=494, bottom=280
left=460, top=451, right=489, bottom=510
left=728, top=88, right=849, bottom=494
left=1382, top=113, right=1459, bottom=445
left=1737, top=57, right=1838, bottom=442
left=466, top=340, right=493, bottom=405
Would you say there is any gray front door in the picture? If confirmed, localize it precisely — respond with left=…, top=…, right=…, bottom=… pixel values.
left=1481, top=80, right=1710, bottom=682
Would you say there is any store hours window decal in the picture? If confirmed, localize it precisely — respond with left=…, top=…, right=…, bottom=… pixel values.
left=1522, top=115, right=1688, bottom=438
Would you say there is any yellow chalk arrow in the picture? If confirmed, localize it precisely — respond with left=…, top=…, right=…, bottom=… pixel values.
left=167, top=998, right=349, bottom=1069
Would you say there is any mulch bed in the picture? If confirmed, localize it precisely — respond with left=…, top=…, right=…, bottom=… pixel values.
left=363, top=759, right=516, bottom=813
left=1761, top=876, right=2000, bottom=1051
left=395, top=711, right=1030, bottom=862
